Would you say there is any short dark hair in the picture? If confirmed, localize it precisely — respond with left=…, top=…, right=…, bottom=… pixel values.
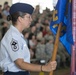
left=4, top=1, right=8, bottom=5
left=0, top=5, right=2, bottom=7
left=1, top=21, right=6, bottom=25
left=7, top=12, right=26, bottom=25
left=22, top=30, right=29, bottom=35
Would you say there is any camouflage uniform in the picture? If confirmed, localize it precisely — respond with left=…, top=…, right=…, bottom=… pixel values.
left=45, top=42, right=53, bottom=60
left=58, top=42, right=70, bottom=67
left=35, top=38, right=47, bottom=63
left=45, top=36, right=61, bottom=68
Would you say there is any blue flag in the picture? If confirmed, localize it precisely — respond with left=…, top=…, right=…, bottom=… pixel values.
left=50, top=0, right=72, bottom=54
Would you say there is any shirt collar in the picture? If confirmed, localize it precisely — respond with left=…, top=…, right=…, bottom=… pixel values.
left=10, top=25, right=24, bottom=37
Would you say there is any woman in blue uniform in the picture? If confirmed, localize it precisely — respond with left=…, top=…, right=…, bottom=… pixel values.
left=0, top=3, right=57, bottom=75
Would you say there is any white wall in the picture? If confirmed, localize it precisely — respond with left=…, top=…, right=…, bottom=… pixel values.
left=12, top=0, right=54, bottom=11
left=0, top=0, right=12, bottom=7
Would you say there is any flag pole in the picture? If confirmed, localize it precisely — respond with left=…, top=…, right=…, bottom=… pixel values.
left=49, top=23, right=62, bottom=75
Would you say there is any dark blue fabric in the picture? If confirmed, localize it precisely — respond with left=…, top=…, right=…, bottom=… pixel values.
left=4, top=71, right=30, bottom=75
left=9, top=3, right=34, bottom=15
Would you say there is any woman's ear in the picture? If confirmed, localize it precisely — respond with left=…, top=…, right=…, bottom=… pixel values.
left=17, top=16, right=23, bottom=23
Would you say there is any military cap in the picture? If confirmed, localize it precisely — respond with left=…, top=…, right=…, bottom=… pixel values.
left=9, top=3, right=34, bottom=15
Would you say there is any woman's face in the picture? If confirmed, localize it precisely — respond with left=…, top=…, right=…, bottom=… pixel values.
left=21, top=13, right=32, bottom=28
left=32, top=35, right=35, bottom=39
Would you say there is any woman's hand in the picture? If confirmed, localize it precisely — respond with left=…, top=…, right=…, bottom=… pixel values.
left=42, top=61, right=57, bottom=72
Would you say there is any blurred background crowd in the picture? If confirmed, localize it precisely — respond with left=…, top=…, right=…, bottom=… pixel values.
left=0, top=1, right=70, bottom=69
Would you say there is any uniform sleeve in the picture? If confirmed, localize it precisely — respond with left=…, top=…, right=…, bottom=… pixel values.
left=6, top=36, right=24, bottom=61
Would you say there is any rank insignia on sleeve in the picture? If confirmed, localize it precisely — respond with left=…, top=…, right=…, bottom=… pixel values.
left=11, top=39, right=19, bottom=52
